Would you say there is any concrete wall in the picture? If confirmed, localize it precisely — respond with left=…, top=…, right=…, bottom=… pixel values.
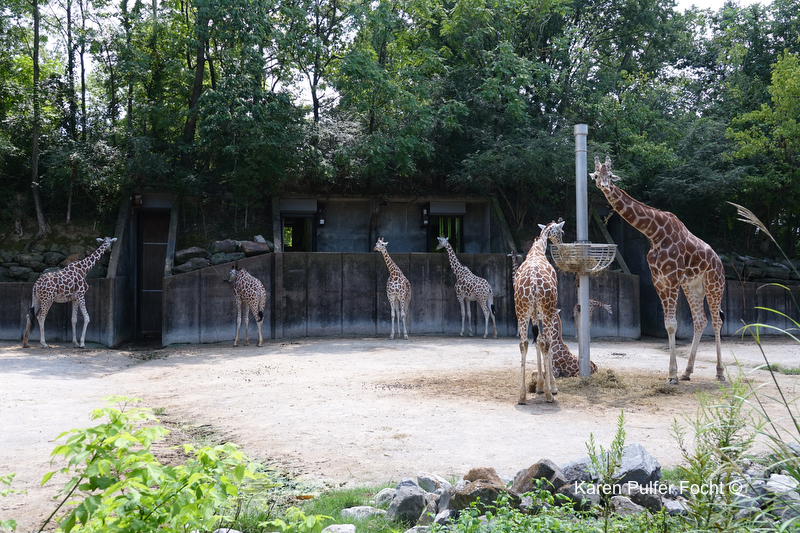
left=161, top=251, right=642, bottom=346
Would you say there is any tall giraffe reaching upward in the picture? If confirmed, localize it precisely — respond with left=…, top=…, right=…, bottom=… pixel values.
left=592, top=155, right=725, bottom=384
left=514, top=221, right=564, bottom=403
left=436, top=236, right=496, bottom=339
left=23, top=236, right=117, bottom=348
left=375, top=238, right=411, bottom=340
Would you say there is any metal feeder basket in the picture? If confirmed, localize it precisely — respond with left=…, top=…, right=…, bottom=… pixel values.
left=550, top=243, right=617, bottom=275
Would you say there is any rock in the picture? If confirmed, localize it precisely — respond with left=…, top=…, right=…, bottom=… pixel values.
left=615, top=443, right=661, bottom=486
left=619, top=481, right=663, bottom=512
left=449, top=478, right=511, bottom=512
left=416, top=495, right=439, bottom=526
left=559, top=457, right=594, bottom=484
left=240, top=241, right=272, bottom=257
left=175, top=246, right=210, bottom=264
left=340, top=506, right=386, bottom=519
left=322, top=526, right=356, bottom=533
left=418, top=472, right=451, bottom=494
left=463, top=466, right=506, bottom=487
left=663, top=498, right=688, bottom=516
left=209, top=252, right=246, bottom=265
left=510, top=459, right=567, bottom=494
left=372, top=487, right=396, bottom=507
left=68, top=244, right=85, bottom=255
left=254, top=234, right=267, bottom=243
left=172, top=257, right=210, bottom=273
left=556, top=481, right=601, bottom=511
left=43, top=251, right=66, bottom=266
left=8, top=265, right=32, bottom=280
left=433, top=509, right=457, bottom=525
left=211, top=239, right=239, bottom=254
left=402, top=527, right=429, bottom=533
left=610, top=495, right=646, bottom=516
left=766, top=474, right=799, bottom=494
left=386, top=479, right=427, bottom=526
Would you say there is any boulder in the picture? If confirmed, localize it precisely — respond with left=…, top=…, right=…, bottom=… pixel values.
left=463, top=467, right=506, bottom=487
left=322, top=526, right=356, bottom=533
left=610, top=495, right=646, bottom=516
left=386, top=479, right=427, bottom=526
left=510, top=459, right=567, bottom=494
left=209, top=252, right=246, bottom=265
left=172, top=257, right=210, bottom=274
left=43, top=251, right=66, bottom=266
left=211, top=239, right=239, bottom=254
left=372, top=487, right=396, bottom=507
left=616, top=443, right=661, bottom=486
left=449, top=478, right=511, bottom=512
left=240, top=241, right=272, bottom=257
left=8, top=266, right=33, bottom=280
left=175, top=246, right=210, bottom=264
left=555, top=482, right=601, bottom=511
left=418, top=472, right=451, bottom=494
left=340, top=506, right=386, bottom=520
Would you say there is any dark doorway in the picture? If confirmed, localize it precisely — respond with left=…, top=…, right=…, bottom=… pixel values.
left=137, top=210, right=170, bottom=339
left=282, top=216, right=316, bottom=251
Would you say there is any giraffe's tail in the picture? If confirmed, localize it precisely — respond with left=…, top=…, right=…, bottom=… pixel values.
left=720, top=310, right=725, bottom=324
left=258, top=310, right=264, bottom=322
left=532, top=324, right=539, bottom=343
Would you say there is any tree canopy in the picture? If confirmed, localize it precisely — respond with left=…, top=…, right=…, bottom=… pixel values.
left=1, top=0, right=799, bottom=254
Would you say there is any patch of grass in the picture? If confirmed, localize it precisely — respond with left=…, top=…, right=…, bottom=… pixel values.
left=764, top=363, right=800, bottom=375
left=294, top=485, right=403, bottom=533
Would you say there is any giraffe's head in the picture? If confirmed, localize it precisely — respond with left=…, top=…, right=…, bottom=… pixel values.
left=435, top=236, right=449, bottom=251
left=374, top=238, right=388, bottom=252
left=227, top=265, right=240, bottom=284
left=590, top=155, right=620, bottom=193
left=96, top=236, right=118, bottom=250
left=538, top=220, right=565, bottom=245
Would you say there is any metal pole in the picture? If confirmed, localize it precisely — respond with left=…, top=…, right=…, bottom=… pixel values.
left=574, top=124, right=591, bottom=377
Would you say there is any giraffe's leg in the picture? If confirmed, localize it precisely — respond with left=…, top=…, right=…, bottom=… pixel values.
left=518, top=338, right=529, bottom=405
left=540, top=316, right=557, bottom=402
left=480, top=300, right=490, bottom=339
left=459, top=298, right=466, bottom=337
left=23, top=293, right=39, bottom=348
left=243, top=305, right=251, bottom=346
left=487, top=297, right=497, bottom=339
left=78, top=299, right=90, bottom=348
left=680, top=280, right=709, bottom=381
left=37, top=303, right=52, bottom=348
left=390, top=300, right=397, bottom=340
left=466, top=300, right=473, bottom=337
left=708, top=287, right=726, bottom=382
left=71, top=300, right=80, bottom=347
left=255, top=309, right=264, bottom=348
left=233, top=303, right=242, bottom=347
left=401, top=297, right=409, bottom=340
left=656, top=283, right=680, bottom=384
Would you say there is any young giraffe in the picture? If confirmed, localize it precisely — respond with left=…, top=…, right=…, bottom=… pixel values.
left=436, top=236, right=497, bottom=339
left=514, top=221, right=564, bottom=403
left=375, top=238, right=411, bottom=340
left=552, top=311, right=598, bottom=378
left=592, top=155, right=725, bottom=384
left=508, top=248, right=523, bottom=337
left=228, top=265, right=267, bottom=347
left=572, top=299, right=613, bottom=339
left=23, top=236, right=117, bottom=348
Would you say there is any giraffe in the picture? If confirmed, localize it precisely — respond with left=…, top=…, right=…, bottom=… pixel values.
left=227, top=265, right=267, bottom=347
left=508, top=249, right=523, bottom=337
left=436, top=236, right=497, bottom=339
left=591, top=155, right=725, bottom=384
left=23, top=236, right=117, bottom=349
left=375, top=238, right=411, bottom=340
left=514, top=221, right=564, bottom=403
left=572, top=299, right=613, bottom=339
left=553, top=311, right=598, bottom=378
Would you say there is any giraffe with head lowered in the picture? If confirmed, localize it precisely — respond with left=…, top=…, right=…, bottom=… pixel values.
left=436, top=236, right=497, bottom=339
left=227, top=265, right=267, bottom=347
left=514, top=221, right=564, bottom=403
left=591, top=155, right=725, bottom=384
left=552, top=311, right=598, bottom=378
left=375, top=238, right=411, bottom=340
left=23, top=236, right=117, bottom=348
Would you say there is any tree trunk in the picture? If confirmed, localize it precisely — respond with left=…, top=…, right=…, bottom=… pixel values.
left=31, top=0, right=48, bottom=238
left=181, top=15, right=210, bottom=169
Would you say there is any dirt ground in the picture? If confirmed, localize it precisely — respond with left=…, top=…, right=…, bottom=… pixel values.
left=2, top=333, right=800, bottom=532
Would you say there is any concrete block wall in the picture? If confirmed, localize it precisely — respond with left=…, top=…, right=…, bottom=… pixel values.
left=161, top=252, right=642, bottom=346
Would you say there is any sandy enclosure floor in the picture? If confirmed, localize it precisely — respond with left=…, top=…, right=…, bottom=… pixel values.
left=2, top=334, right=800, bottom=531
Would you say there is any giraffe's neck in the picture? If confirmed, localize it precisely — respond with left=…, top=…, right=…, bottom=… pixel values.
left=380, top=249, right=400, bottom=278
left=69, top=242, right=109, bottom=276
left=530, top=236, right=547, bottom=257
left=444, top=242, right=469, bottom=279
left=603, top=184, right=671, bottom=241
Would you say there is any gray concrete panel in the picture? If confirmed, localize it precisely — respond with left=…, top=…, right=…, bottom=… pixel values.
left=406, top=253, right=447, bottom=334
left=343, top=253, right=378, bottom=335
left=162, top=269, right=201, bottom=345
left=307, top=253, right=343, bottom=336
left=281, top=253, right=308, bottom=337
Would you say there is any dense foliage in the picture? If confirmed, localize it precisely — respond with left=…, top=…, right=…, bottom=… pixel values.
left=1, top=0, right=799, bottom=254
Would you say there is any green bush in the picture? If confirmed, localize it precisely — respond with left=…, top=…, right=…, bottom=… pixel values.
left=39, top=396, right=269, bottom=533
